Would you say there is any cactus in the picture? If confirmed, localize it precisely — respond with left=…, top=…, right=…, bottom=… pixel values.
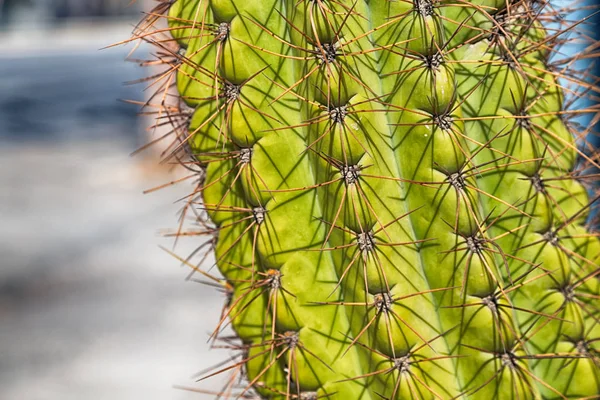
left=126, top=0, right=600, bottom=398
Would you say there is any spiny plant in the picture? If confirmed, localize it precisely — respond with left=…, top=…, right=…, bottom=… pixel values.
left=121, top=0, right=600, bottom=398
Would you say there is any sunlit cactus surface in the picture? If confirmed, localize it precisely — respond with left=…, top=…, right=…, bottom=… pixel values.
left=127, top=0, right=600, bottom=398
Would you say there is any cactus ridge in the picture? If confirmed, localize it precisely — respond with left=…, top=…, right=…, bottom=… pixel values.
left=124, top=0, right=600, bottom=398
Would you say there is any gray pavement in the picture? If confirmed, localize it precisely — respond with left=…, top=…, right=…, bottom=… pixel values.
left=0, top=22, right=228, bottom=400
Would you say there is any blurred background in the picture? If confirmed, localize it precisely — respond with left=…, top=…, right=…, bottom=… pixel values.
left=0, top=1, right=227, bottom=399
left=0, top=1, right=598, bottom=400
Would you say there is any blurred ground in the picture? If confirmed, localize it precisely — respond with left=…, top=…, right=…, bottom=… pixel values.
left=0, top=18, right=226, bottom=400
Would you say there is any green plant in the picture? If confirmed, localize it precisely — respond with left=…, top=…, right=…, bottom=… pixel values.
left=128, top=0, right=599, bottom=398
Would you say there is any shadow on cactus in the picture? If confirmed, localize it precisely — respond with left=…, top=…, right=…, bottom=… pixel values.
left=118, top=0, right=600, bottom=398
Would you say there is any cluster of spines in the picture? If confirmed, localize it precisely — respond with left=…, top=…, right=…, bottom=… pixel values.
left=121, top=0, right=600, bottom=398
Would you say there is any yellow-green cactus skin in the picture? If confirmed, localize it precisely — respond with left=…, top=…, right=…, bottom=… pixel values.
left=132, top=0, right=600, bottom=398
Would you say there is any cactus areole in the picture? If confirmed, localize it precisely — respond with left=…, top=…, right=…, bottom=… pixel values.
left=130, top=0, right=600, bottom=398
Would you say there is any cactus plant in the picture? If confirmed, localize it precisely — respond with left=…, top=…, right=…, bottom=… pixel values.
left=125, top=0, right=600, bottom=398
